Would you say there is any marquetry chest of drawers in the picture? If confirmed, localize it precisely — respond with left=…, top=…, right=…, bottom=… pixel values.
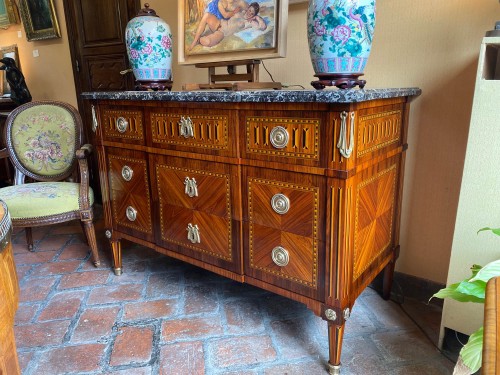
left=84, top=88, right=420, bottom=374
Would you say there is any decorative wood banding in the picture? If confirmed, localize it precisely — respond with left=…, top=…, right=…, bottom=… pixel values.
left=102, top=109, right=143, bottom=141
left=246, top=116, right=320, bottom=160
left=357, top=110, right=402, bottom=157
left=151, top=113, right=229, bottom=150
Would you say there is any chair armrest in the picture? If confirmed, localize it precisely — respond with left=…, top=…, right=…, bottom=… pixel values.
left=76, top=144, right=93, bottom=159
left=76, top=144, right=93, bottom=210
left=0, top=148, right=9, bottom=159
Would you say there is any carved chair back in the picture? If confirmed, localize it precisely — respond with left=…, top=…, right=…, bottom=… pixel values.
left=4, top=101, right=83, bottom=184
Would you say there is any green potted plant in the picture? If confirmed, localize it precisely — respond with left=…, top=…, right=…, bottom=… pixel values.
left=432, top=227, right=500, bottom=374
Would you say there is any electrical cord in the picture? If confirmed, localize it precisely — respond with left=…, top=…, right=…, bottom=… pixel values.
left=260, top=61, right=306, bottom=90
left=261, top=60, right=275, bottom=82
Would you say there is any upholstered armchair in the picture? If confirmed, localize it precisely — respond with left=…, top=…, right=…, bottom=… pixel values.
left=0, top=101, right=100, bottom=266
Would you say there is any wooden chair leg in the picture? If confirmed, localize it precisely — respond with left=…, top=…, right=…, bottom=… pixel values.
left=81, top=220, right=100, bottom=267
left=25, top=227, right=34, bottom=251
left=79, top=221, right=89, bottom=245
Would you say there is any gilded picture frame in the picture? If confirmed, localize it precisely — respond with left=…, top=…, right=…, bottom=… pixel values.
left=178, top=0, right=288, bottom=65
left=0, top=44, right=20, bottom=95
left=0, top=0, right=20, bottom=29
left=18, top=0, right=61, bottom=41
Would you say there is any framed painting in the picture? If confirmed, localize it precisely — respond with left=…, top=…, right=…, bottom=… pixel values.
left=178, top=0, right=288, bottom=64
left=18, top=0, right=61, bottom=41
left=0, top=0, right=20, bottom=29
left=0, top=44, right=20, bottom=95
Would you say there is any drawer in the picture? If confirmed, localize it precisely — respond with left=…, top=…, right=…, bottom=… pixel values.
left=155, top=163, right=228, bottom=217
left=153, top=156, right=240, bottom=272
left=248, top=223, right=318, bottom=289
left=248, top=177, right=317, bottom=237
left=101, top=107, right=144, bottom=144
left=150, top=107, right=235, bottom=156
left=107, top=150, right=153, bottom=241
left=243, top=113, right=322, bottom=165
left=243, top=167, right=325, bottom=298
left=159, top=206, right=232, bottom=263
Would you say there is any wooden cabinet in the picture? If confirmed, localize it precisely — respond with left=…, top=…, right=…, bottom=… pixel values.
left=85, top=88, right=419, bottom=374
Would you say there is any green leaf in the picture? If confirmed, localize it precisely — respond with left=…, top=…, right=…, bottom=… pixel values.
left=455, top=279, right=486, bottom=301
left=477, top=227, right=500, bottom=236
left=431, top=282, right=484, bottom=303
left=459, top=327, right=483, bottom=374
left=469, top=260, right=500, bottom=283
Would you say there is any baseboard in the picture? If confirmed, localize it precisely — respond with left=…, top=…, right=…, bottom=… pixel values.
left=371, top=271, right=446, bottom=307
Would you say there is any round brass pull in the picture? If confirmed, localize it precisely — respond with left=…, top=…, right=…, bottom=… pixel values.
left=116, top=117, right=129, bottom=133
left=271, top=193, right=290, bottom=215
left=270, top=126, right=289, bottom=149
left=126, top=206, right=137, bottom=222
left=121, top=165, right=133, bottom=181
left=271, top=246, right=289, bottom=267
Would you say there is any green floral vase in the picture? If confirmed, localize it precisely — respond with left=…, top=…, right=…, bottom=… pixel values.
left=307, top=0, right=376, bottom=89
left=125, top=4, right=173, bottom=90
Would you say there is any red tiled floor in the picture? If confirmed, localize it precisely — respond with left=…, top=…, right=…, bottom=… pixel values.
left=11, top=211, right=456, bottom=374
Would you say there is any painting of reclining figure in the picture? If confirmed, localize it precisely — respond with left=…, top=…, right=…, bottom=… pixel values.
left=179, top=0, right=287, bottom=64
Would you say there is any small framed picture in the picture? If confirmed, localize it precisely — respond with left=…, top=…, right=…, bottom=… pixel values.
left=18, top=0, right=61, bottom=41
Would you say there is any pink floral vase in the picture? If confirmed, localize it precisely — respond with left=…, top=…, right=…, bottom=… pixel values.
left=307, top=0, right=376, bottom=77
left=125, top=4, right=173, bottom=88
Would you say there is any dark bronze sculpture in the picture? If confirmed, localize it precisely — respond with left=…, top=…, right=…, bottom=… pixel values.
left=0, top=57, right=32, bottom=106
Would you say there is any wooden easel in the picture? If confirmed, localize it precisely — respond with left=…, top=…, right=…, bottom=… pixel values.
left=182, top=59, right=282, bottom=91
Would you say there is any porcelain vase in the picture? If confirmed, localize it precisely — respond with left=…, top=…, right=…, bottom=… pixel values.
left=307, top=0, right=376, bottom=89
left=125, top=4, right=173, bottom=90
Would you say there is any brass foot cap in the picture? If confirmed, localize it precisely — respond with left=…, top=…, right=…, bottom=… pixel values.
left=93, top=261, right=101, bottom=267
left=328, top=363, right=341, bottom=375
left=114, top=268, right=122, bottom=276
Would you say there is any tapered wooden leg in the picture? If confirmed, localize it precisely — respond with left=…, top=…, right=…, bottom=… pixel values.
left=110, top=239, right=122, bottom=276
left=82, top=221, right=100, bottom=267
left=382, top=259, right=396, bottom=300
left=24, top=227, right=33, bottom=251
left=327, top=322, right=345, bottom=375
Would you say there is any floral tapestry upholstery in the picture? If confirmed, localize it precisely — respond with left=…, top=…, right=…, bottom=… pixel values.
left=10, top=105, right=77, bottom=177
left=0, top=182, right=94, bottom=219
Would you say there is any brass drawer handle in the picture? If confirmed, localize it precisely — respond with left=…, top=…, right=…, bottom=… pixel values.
left=121, top=165, right=133, bottom=181
left=270, top=126, right=289, bottom=149
left=91, top=105, right=98, bottom=133
left=271, top=193, right=290, bottom=214
left=116, top=117, right=129, bottom=133
left=337, top=111, right=355, bottom=158
left=179, top=116, right=194, bottom=138
left=126, top=206, right=137, bottom=222
left=272, top=246, right=289, bottom=267
left=184, top=177, right=198, bottom=197
left=187, top=223, right=201, bottom=243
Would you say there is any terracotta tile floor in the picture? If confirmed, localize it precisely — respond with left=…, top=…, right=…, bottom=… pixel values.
left=12, top=211, right=455, bottom=375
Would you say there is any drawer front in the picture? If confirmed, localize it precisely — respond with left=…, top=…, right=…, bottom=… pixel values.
left=248, top=177, right=317, bottom=237
left=101, top=107, right=144, bottom=144
left=244, top=114, right=321, bottom=163
left=108, top=151, right=153, bottom=240
left=151, top=109, right=232, bottom=155
left=154, top=157, right=239, bottom=271
left=249, top=223, right=318, bottom=288
left=155, top=164, right=228, bottom=217
left=244, top=168, right=324, bottom=297
left=159, top=206, right=232, bottom=262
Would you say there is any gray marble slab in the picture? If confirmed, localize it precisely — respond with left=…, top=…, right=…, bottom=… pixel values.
left=81, top=87, right=421, bottom=103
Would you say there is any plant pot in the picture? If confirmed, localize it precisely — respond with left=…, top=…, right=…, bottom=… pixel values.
left=125, top=3, right=173, bottom=91
left=307, top=0, right=376, bottom=89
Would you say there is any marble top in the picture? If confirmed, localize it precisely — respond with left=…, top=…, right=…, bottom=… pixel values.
left=81, top=87, right=421, bottom=103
